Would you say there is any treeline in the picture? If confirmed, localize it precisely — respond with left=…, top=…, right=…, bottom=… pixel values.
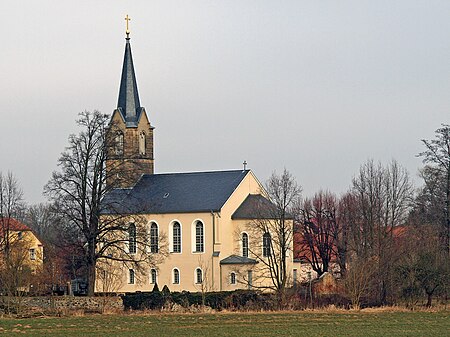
left=295, top=125, right=449, bottom=307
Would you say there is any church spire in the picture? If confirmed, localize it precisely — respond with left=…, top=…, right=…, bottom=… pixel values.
left=117, top=15, right=142, bottom=125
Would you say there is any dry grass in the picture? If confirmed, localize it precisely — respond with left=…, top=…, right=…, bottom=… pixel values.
left=0, top=310, right=448, bottom=336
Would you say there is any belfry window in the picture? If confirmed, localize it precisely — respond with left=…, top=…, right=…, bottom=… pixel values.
left=115, top=131, right=124, bottom=156
left=139, top=131, right=146, bottom=155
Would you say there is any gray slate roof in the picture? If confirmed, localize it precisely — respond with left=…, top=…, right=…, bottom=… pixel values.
left=220, top=255, right=258, bottom=265
left=117, top=37, right=143, bottom=127
left=102, top=170, right=250, bottom=214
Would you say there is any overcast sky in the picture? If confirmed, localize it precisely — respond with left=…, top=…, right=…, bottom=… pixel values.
left=1, top=1, right=449, bottom=204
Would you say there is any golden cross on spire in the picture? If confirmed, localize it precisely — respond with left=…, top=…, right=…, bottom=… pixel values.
left=125, top=14, right=131, bottom=38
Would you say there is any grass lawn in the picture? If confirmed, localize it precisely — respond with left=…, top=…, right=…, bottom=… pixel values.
left=0, top=310, right=448, bottom=336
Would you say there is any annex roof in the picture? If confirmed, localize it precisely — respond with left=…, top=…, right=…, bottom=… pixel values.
left=102, top=170, right=250, bottom=214
left=231, top=194, right=276, bottom=219
left=220, top=255, right=258, bottom=265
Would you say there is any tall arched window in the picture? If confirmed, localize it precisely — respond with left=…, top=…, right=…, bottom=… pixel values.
left=150, top=222, right=158, bottom=253
left=172, top=222, right=181, bottom=253
left=195, top=268, right=203, bottom=284
left=263, top=232, right=271, bottom=257
left=115, top=131, right=124, bottom=156
left=173, top=268, right=180, bottom=284
left=139, top=131, right=146, bottom=155
left=150, top=269, right=157, bottom=284
left=128, top=223, right=137, bottom=254
left=242, top=233, right=249, bottom=257
left=195, top=221, right=204, bottom=252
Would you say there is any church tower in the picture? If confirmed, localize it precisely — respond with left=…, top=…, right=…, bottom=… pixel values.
left=106, top=16, right=154, bottom=189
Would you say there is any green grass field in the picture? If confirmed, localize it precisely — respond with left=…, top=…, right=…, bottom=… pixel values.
left=0, top=311, right=448, bottom=336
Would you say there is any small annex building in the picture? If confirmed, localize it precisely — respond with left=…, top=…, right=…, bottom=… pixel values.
left=97, top=26, right=296, bottom=293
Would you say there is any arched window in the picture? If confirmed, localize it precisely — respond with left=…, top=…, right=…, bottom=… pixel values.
left=263, top=232, right=271, bottom=257
left=150, top=222, right=159, bottom=253
left=128, top=224, right=137, bottom=254
left=230, top=272, right=236, bottom=285
left=115, top=131, right=124, bottom=156
left=242, top=233, right=249, bottom=257
left=172, top=222, right=181, bottom=253
left=150, top=269, right=157, bottom=284
left=173, top=268, right=180, bottom=284
left=195, top=221, right=204, bottom=252
left=139, top=131, right=146, bottom=155
left=195, top=268, right=203, bottom=284
left=129, top=269, right=135, bottom=284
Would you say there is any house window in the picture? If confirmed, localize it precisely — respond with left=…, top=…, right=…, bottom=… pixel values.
left=18, top=232, right=23, bottom=240
left=128, top=223, right=137, bottom=254
left=242, top=233, right=249, bottom=257
left=115, top=131, right=124, bottom=156
left=195, top=221, right=204, bottom=252
left=139, top=131, right=146, bottom=155
left=263, top=232, right=271, bottom=257
left=230, top=272, right=236, bottom=285
left=129, top=269, right=135, bottom=284
left=150, top=222, right=158, bottom=253
left=150, top=269, right=157, bottom=284
left=173, top=268, right=180, bottom=284
left=30, top=248, right=36, bottom=260
left=195, top=268, right=203, bottom=284
left=172, top=222, right=181, bottom=253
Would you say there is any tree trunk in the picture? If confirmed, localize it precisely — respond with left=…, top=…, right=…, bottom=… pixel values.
left=87, top=261, right=96, bottom=296
left=426, top=292, right=433, bottom=307
left=86, top=239, right=96, bottom=296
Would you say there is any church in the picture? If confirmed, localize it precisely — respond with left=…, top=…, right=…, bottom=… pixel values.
left=97, top=22, right=297, bottom=293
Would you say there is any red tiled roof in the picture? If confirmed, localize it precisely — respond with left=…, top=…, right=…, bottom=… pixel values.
left=0, top=217, right=31, bottom=232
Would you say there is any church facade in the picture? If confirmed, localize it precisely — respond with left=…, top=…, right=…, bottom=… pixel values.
left=97, top=30, right=298, bottom=293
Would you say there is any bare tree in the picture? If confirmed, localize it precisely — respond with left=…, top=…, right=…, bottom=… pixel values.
left=418, top=123, right=450, bottom=254
left=397, top=226, right=449, bottom=307
left=346, top=159, right=413, bottom=304
left=0, top=172, right=25, bottom=259
left=242, top=169, right=301, bottom=305
left=45, top=111, right=166, bottom=295
left=297, top=191, right=338, bottom=277
left=344, top=256, right=377, bottom=309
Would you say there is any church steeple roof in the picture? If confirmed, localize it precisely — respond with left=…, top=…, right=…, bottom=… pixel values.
left=117, top=32, right=143, bottom=126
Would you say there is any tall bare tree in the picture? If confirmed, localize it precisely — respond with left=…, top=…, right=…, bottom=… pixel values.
left=297, top=191, right=338, bottom=277
left=418, top=123, right=450, bottom=254
left=346, top=159, right=413, bottom=304
left=243, top=169, right=301, bottom=304
left=0, top=172, right=25, bottom=259
left=45, top=111, right=166, bottom=295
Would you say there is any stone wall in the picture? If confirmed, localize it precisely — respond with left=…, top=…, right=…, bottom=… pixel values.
left=8, top=296, right=123, bottom=313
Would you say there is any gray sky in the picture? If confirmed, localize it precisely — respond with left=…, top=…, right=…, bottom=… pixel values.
left=1, top=1, right=449, bottom=204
